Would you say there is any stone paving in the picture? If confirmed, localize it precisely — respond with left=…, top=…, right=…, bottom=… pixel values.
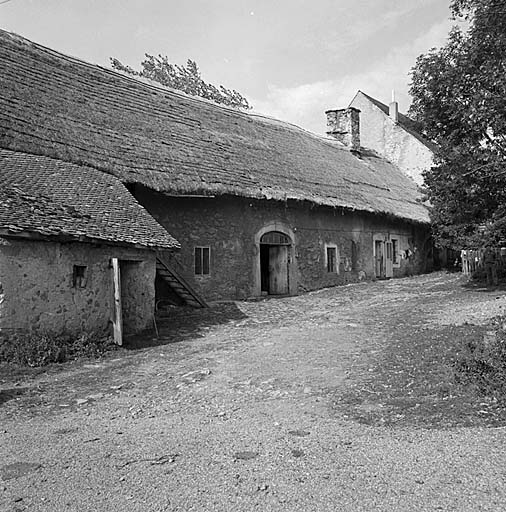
left=1, top=272, right=506, bottom=511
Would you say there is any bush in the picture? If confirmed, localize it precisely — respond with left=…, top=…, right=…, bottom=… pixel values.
left=0, top=330, right=117, bottom=367
left=454, top=325, right=506, bottom=401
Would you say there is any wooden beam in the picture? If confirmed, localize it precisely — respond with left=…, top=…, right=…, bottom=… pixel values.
left=111, top=258, right=123, bottom=346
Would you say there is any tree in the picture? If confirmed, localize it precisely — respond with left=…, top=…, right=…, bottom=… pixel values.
left=409, top=0, right=506, bottom=249
left=111, top=55, right=251, bottom=110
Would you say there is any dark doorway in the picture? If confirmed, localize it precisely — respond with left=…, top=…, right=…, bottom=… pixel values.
left=119, top=260, right=142, bottom=335
left=260, top=231, right=291, bottom=295
left=260, top=244, right=270, bottom=293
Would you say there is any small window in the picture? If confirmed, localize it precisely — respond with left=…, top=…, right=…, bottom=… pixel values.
left=326, top=246, right=337, bottom=273
left=392, top=239, right=399, bottom=264
left=194, top=247, right=210, bottom=275
left=386, top=242, right=393, bottom=260
left=73, top=265, right=87, bottom=288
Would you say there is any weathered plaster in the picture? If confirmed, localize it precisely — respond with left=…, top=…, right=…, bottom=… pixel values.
left=0, top=239, right=156, bottom=335
left=135, top=189, right=431, bottom=301
left=350, top=93, right=433, bottom=186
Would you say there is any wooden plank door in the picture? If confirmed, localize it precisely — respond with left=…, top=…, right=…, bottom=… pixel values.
left=268, top=246, right=289, bottom=294
left=111, top=258, right=123, bottom=346
left=374, top=240, right=384, bottom=278
left=385, top=242, right=393, bottom=278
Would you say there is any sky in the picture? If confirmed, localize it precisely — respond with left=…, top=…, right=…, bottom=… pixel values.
left=0, top=0, right=458, bottom=134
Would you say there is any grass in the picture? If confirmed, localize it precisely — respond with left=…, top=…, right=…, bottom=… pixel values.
left=453, top=319, right=506, bottom=402
left=0, top=330, right=117, bottom=367
left=334, top=319, right=506, bottom=429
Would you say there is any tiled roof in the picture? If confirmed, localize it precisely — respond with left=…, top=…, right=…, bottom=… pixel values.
left=0, top=30, right=429, bottom=224
left=0, top=149, right=180, bottom=249
left=353, top=91, right=437, bottom=153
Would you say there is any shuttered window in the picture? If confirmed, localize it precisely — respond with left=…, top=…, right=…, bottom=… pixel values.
left=327, top=247, right=337, bottom=273
left=194, top=247, right=210, bottom=275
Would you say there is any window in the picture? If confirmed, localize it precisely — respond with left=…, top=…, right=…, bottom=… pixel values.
left=260, top=231, right=291, bottom=245
left=392, top=239, right=399, bottom=264
left=326, top=246, right=337, bottom=273
left=73, top=265, right=87, bottom=288
left=194, top=247, right=210, bottom=275
left=386, top=242, right=393, bottom=261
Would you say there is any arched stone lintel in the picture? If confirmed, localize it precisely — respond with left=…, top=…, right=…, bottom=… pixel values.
left=252, top=222, right=297, bottom=297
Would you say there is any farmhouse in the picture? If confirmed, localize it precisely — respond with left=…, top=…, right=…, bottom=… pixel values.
left=0, top=149, right=179, bottom=342
left=348, top=90, right=436, bottom=186
left=0, top=30, right=432, bottom=306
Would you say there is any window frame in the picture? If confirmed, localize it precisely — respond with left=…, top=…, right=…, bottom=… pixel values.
left=325, top=244, right=339, bottom=274
left=392, top=238, right=400, bottom=267
left=72, top=265, right=87, bottom=288
left=194, top=246, right=211, bottom=276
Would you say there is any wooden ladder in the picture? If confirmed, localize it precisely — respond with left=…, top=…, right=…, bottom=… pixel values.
left=156, top=253, right=208, bottom=308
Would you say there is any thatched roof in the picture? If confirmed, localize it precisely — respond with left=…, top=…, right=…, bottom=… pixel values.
left=0, top=29, right=429, bottom=224
left=0, top=149, right=179, bottom=249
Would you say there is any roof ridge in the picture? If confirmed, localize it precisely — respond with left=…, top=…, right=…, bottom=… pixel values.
left=0, top=30, right=430, bottom=225
left=0, top=28, right=333, bottom=140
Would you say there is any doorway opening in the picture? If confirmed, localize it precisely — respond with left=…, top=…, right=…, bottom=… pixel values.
left=374, top=240, right=384, bottom=278
left=259, top=231, right=291, bottom=295
left=374, top=239, right=393, bottom=279
left=111, top=258, right=143, bottom=345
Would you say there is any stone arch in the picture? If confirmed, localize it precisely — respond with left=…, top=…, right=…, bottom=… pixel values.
left=253, top=222, right=297, bottom=296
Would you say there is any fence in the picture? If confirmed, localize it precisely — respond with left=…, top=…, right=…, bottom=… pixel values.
left=461, top=248, right=506, bottom=276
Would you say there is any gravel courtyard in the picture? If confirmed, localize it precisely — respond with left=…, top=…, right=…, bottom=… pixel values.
left=2, top=272, right=506, bottom=511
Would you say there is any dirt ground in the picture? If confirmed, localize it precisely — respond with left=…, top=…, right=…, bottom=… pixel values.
left=2, top=272, right=506, bottom=511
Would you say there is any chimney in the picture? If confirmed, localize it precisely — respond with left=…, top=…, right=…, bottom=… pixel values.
left=325, top=107, right=360, bottom=153
left=389, top=89, right=399, bottom=124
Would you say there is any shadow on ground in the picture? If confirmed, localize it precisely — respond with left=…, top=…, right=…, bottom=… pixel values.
left=333, top=321, right=506, bottom=429
left=462, top=279, right=506, bottom=293
left=0, top=387, right=29, bottom=405
left=124, top=302, right=248, bottom=350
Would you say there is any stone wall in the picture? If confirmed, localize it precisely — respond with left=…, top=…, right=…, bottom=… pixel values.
left=325, top=107, right=361, bottom=151
left=0, top=239, right=156, bottom=335
left=350, top=93, right=433, bottom=186
left=135, top=188, right=431, bottom=301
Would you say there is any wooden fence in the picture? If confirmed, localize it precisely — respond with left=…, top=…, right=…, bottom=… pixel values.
left=461, top=248, right=506, bottom=276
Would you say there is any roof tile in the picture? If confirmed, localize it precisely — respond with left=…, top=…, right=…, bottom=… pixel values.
left=0, top=149, right=179, bottom=249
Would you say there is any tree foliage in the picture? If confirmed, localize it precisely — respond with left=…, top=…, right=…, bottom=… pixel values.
left=111, top=55, right=251, bottom=110
left=409, top=0, right=506, bottom=249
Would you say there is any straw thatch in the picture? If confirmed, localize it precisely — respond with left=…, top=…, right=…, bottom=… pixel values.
left=0, top=30, right=429, bottom=224
left=0, top=148, right=179, bottom=249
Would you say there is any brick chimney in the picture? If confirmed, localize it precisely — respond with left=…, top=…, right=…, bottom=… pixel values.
left=325, top=107, right=360, bottom=153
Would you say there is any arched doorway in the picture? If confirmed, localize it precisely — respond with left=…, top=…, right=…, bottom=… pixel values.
left=260, top=231, right=291, bottom=295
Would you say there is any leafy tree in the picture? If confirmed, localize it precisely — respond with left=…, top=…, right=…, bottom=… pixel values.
left=111, top=55, right=251, bottom=110
left=409, top=0, right=506, bottom=249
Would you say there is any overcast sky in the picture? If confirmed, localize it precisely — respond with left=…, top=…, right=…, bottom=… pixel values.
left=1, top=0, right=456, bottom=134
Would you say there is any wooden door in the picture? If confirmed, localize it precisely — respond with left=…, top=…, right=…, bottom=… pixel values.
left=385, top=242, right=393, bottom=278
left=268, top=245, right=289, bottom=294
left=111, top=258, right=123, bottom=346
left=374, top=240, right=384, bottom=278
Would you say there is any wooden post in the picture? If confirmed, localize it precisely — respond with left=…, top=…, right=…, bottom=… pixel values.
left=111, top=258, right=123, bottom=346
